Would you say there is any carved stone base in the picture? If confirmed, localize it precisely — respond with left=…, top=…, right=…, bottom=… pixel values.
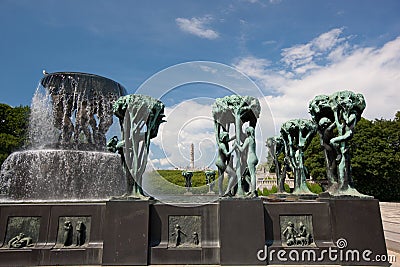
left=102, top=200, right=149, bottom=265
left=0, top=198, right=389, bottom=266
left=264, top=199, right=389, bottom=266
left=329, top=198, right=388, bottom=266
left=149, top=202, right=219, bottom=264
left=0, top=202, right=104, bottom=266
left=220, top=198, right=266, bottom=265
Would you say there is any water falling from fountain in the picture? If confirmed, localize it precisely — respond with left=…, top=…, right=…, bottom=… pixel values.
left=39, top=72, right=126, bottom=151
left=0, top=72, right=127, bottom=201
left=28, top=85, right=58, bottom=149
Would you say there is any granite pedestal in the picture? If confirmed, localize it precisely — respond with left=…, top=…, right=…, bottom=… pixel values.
left=0, top=198, right=389, bottom=266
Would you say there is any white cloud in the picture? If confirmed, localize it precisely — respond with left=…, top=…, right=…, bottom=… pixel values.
left=281, top=43, right=315, bottom=69
left=150, top=100, right=217, bottom=170
left=233, top=56, right=288, bottom=94
left=175, top=15, right=219, bottom=40
left=313, top=28, right=344, bottom=51
left=150, top=158, right=171, bottom=168
left=147, top=30, right=400, bottom=169
left=281, top=28, right=346, bottom=73
left=234, top=30, right=400, bottom=132
left=199, top=65, right=218, bottom=74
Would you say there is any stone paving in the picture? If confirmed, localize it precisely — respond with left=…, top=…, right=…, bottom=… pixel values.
left=380, top=202, right=400, bottom=253
left=380, top=202, right=400, bottom=267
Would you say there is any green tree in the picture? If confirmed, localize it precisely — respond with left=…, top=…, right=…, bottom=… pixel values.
left=303, top=112, right=400, bottom=201
left=306, top=182, right=323, bottom=194
left=304, top=134, right=326, bottom=182
left=351, top=115, right=400, bottom=201
left=0, top=103, right=30, bottom=166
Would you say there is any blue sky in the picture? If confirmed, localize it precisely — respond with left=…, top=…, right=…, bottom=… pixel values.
left=1, top=0, right=399, bottom=106
left=1, top=0, right=400, bottom=169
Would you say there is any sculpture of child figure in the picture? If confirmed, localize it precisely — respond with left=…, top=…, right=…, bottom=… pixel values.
left=282, top=221, right=298, bottom=246
left=216, top=131, right=236, bottom=197
left=171, top=224, right=186, bottom=247
left=296, top=222, right=312, bottom=246
left=192, top=231, right=199, bottom=246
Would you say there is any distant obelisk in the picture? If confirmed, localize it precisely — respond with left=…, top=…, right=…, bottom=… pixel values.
left=190, top=143, right=194, bottom=170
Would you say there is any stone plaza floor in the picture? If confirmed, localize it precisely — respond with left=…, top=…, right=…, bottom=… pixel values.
left=380, top=202, right=400, bottom=266
left=380, top=202, right=400, bottom=253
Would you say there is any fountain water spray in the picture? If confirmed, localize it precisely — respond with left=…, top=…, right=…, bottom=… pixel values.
left=0, top=72, right=127, bottom=201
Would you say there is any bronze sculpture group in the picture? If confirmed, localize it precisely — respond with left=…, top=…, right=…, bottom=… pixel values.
left=308, top=91, right=369, bottom=197
left=108, top=94, right=166, bottom=199
left=282, top=221, right=313, bottom=246
left=171, top=224, right=200, bottom=247
left=212, top=95, right=261, bottom=197
left=62, top=220, right=87, bottom=247
left=267, top=90, right=370, bottom=198
left=107, top=90, right=369, bottom=199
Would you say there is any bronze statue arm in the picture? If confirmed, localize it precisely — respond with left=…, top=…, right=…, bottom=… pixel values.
left=236, top=138, right=248, bottom=153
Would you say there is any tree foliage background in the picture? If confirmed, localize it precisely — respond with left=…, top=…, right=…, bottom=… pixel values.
left=0, top=104, right=30, bottom=166
left=305, top=112, right=400, bottom=201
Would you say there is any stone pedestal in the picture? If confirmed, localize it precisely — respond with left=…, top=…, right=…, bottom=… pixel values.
left=0, top=202, right=105, bottom=266
left=264, top=201, right=335, bottom=265
left=263, top=199, right=389, bottom=266
left=0, top=204, right=50, bottom=266
left=149, top=202, right=219, bottom=265
left=102, top=200, right=149, bottom=265
left=329, top=199, right=389, bottom=266
left=42, top=203, right=104, bottom=266
left=0, top=198, right=389, bottom=266
left=220, top=198, right=265, bottom=265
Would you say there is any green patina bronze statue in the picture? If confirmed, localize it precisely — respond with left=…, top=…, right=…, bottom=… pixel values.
left=212, top=95, right=261, bottom=197
left=215, top=131, right=236, bottom=196
left=280, top=119, right=316, bottom=196
left=309, top=90, right=371, bottom=197
left=236, top=126, right=259, bottom=197
left=204, top=170, right=216, bottom=193
left=110, top=94, right=166, bottom=198
left=266, top=136, right=289, bottom=194
left=182, top=171, right=193, bottom=193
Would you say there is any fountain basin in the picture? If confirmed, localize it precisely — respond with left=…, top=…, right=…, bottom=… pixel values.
left=0, top=150, right=125, bottom=200
left=41, top=72, right=126, bottom=97
left=37, top=72, right=127, bottom=151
